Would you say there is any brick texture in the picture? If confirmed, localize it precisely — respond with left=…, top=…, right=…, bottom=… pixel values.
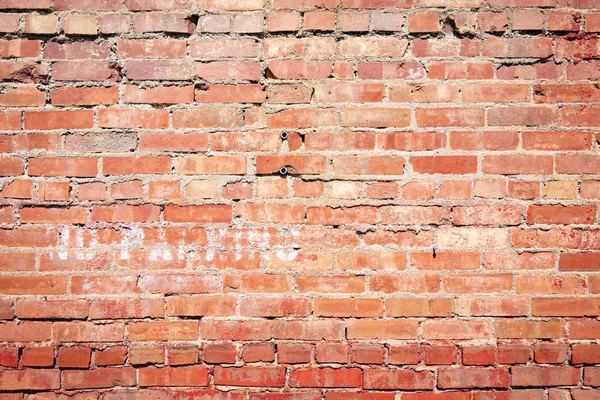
left=0, top=0, right=600, bottom=397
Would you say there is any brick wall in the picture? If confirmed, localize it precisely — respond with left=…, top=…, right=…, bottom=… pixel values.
left=0, top=0, right=600, bottom=397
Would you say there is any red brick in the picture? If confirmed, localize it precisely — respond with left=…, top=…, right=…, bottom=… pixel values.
left=483, top=155, right=553, bottom=175
left=349, top=344, right=384, bottom=365
left=0, top=276, right=67, bottom=295
left=340, top=37, right=407, bottom=57
left=29, top=157, right=97, bottom=177
left=91, top=298, right=164, bottom=319
left=512, top=229, right=582, bottom=249
left=25, top=110, right=93, bottom=130
left=268, top=11, right=300, bottom=32
left=0, top=157, right=24, bottom=176
left=438, top=368, right=509, bottom=389
left=498, top=344, right=531, bottom=365
left=99, top=109, right=169, bottom=129
left=55, top=0, right=123, bottom=9
left=416, top=0, right=482, bottom=5
left=347, top=319, right=418, bottom=339
left=527, top=205, right=596, bottom=225
left=478, top=12, right=508, bottom=32
left=0, top=346, right=19, bottom=368
left=390, top=84, right=458, bottom=103
left=215, top=366, right=285, bottom=387
left=196, top=84, right=265, bottom=104
left=569, top=319, right=600, bottom=339
left=534, top=342, right=569, bottom=363
left=495, top=319, right=563, bottom=339
left=560, top=253, right=600, bottom=271
left=483, top=38, right=553, bottom=58
left=2, top=180, right=32, bottom=199
left=411, top=156, right=477, bottom=174
left=0, top=87, right=45, bottom=107
left=523, top=130, right=591, bottom=150
left=202, top=320, right=272, bottom=341
left=22, top=346, right=53, bottom=367
left=57, top=346, right=91, bottom=368
left=204, top=342, right=237, bottom=364
left=173, top=108, right=244, bottom=128
left=409, top=13, right=440, bottom=32
left=316, top=343, right=348, bottom=364
left=0, top=370, right=59, bottom=391
left=0, top=134, right=59, bottom=153
left=339, top=11, right=369, bottom=32
left=92, top=205, right=160, bottom=223
left=453, top=206, right=524, bottom=226
left=17, top=299, right=88, bottom=319
left=140, top=133, right=207, bottom=152
left=103, top=156, right=171, bottom=175
left=363, top=369, right=434, bottom=390
left=100, top=14, right=130, bottom=33
left=139, top=366, right=208, bottom=387
left=402, top=394, right=470, bottom=400
left=315, top=298, right=383, bottom=317
left=0, top=14, right=20, bottom=32
left=0, top=229, right=58, bottom=248
left=457, top=296, right=529, bottom=317
left=422, top=320, right=492, bottom=340
left=96, top=346, right=127, bottom=366
left=444, top=274, right=512, bottom=293
left=178, top=156, right=245, bottom=175
left=243, top=343, right=275, bottom=363
left=428, top=61, right=494, bottom=80
left=124, top=85, right=194, bottom=104
left=341, top=107, right=410, bottom=128
left=572, top=344, right=600, bottom=364
left=52, top=61, right=119, bottom=81
left=130, top=345, right=164, bottom=365
left=0, top=39, right=41, bottom=58
left=425, top=345, right=458, bottom=365
left=63, top=367, right=135, bottom=389
left=0, top=111, right=21, bottom=131
left=290, top=368, right=362, bottom=388
left=117, top=39, right=185, bottom=58
left=498, top=63, right=561, bottom=80
left=512, top=9, right=544, bottom=30
left=44, top=42, right=109, bottom=59
left=416, top=108, right=484, bottom=127
left=279, top=343, right=312, bottom=364
left=166, top=344, right=199, bottom=365
left=126, top=0, right=192, bottom=10
left=126, top=60, right=193, bottom=80
left=413, top=38, right=478, bottom=57
left=557, top=39, right=600, bottom=61
left=463, top=84, right=530, bottom=103
left=131, top=12, right=192, bottom=34
left=38, top=181, right=70, bottom=201
left=489, top=106, right=559, bottom=126
left=21, top=206, right=87, bottom=224
left=358, top=61, right=426, bottom=79
left=273, top=320, right=344, bottom=340
left=305, top=11, right=336, bottom=30
left=512, top=366, right=580, bottom=387
left=240, top=297, right=310, bottom=317
left=472, top=179, right=507, bottom=199
left=54, top=322, right=125, bottom=342
left=463, top=346, right=496, bottom=366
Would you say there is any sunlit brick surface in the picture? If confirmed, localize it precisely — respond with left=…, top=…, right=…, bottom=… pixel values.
left=0, top=0, right=600, bottom=397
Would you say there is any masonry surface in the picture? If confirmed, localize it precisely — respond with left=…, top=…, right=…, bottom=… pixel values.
left=0, top=0, right=600, bottom=397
